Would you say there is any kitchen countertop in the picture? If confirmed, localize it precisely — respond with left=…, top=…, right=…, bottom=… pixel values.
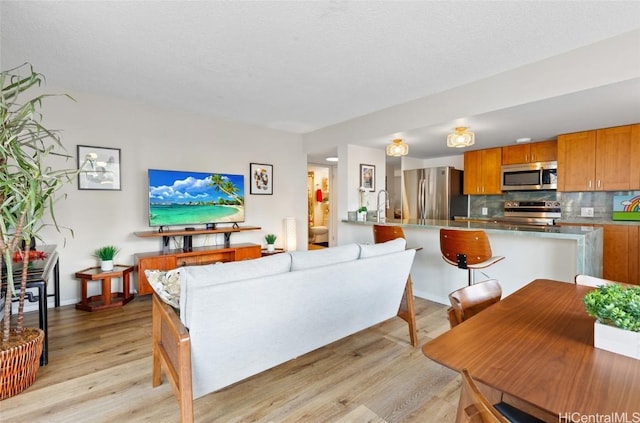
left=341, top=217, right=603, bottom=301
left=555, top=218, right=640, bottom=226
left=344, top=218, right=600, bottom=240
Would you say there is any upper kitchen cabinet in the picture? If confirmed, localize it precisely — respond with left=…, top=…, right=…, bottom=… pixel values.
left=464, top=147, right=502, bottom=195
left=557, top=124, right=640, bottom=191
left=502, top=140, right=557, bottom=165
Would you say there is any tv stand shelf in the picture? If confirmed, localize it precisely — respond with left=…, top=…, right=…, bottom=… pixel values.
left=134, top=226, right=262, bottom=295
left=135, top=225, right=261, bottom=250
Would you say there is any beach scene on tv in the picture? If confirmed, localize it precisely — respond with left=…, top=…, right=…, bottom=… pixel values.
left=148, top=169, right=245, bottom=227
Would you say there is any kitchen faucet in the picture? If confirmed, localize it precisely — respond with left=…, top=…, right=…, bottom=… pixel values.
left=377, top=189, right=389, bottom=223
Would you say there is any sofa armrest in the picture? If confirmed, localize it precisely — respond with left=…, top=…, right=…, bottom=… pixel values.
left=152, top=293, right=194, bottom=423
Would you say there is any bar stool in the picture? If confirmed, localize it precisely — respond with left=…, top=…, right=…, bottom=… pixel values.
left=440, top=229, right=504, bottom=286
left=372, top=224, right=418, bottom=346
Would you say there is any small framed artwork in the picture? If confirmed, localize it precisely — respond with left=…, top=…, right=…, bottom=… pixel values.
left=250, top=163, right=273, bottom=195
left=360, top=164, right=375, bottom=192
left=77, top=145, right=121, bottom=190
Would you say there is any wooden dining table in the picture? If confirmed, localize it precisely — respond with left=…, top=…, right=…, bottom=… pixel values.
left=422, top=279, right=640, bottom=422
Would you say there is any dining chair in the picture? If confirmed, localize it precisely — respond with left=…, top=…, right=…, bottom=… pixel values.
left=440, top=229, right=505, bottom=286
left=456, top=368, right=545, bottom=423
left=447, top=279, right=502, bottom=328
left=372, top=224, right=418, bottom=346
left=575, top=274, right=617, bottom=287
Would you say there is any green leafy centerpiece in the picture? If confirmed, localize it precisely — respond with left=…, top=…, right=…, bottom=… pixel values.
left=583, top=284, right=640, bottom=359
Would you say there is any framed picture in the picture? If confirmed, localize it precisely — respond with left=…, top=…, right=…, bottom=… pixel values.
left=360, top=164, right=375, bottom=192
left=77, top=145, right=121, bottom=190
left=250, top=163, right=273, bottom=195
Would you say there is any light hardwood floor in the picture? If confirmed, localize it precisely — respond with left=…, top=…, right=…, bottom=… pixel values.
left=2, top=295, right=460, bottom=422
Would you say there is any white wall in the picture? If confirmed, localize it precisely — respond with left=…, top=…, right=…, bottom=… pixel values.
left=336, top=144, right=386, bottom=243
left=37, top=89, right=307, bottom=307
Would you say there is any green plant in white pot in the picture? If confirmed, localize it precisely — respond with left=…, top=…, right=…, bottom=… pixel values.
left=583, top=284, right=640, bottom=359
left=94, top=245, right=120, bottom=271
left=1, top=64, right=76, bottom=398
left=265, top=234, right=277, bottom=252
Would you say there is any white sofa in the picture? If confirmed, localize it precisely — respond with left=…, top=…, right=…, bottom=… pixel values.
left=149, top=239, right=417, bottom=422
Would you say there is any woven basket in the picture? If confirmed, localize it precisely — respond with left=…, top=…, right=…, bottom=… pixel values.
left=0, top=327, right=44, bottom=400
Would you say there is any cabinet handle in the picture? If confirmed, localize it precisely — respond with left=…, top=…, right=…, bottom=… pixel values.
left=597, top=180, right=601, bottom=189
left=588, top=180, right=592, bottom=189
left=525, top=154, right=529, bottom=162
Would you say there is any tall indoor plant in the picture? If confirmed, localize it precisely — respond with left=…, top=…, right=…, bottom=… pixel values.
left=1, top=64, right=75, bottom=398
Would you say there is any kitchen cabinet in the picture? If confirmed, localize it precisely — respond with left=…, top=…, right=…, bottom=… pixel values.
left=557, top=124, right=640, bottom=191
left=464, top=147, right=502, bottom=195
left=501, top=140, right=557, bottom=165
left=601, top=225, right=639, bottom=285
left=557, top=222, right=639, bottom=285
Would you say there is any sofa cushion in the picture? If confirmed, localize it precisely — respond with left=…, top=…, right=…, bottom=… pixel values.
left=182, top=252, right=292, bottom=287
left=289, top=243, right=360, bottom=271
left=359, top=238, right=406, bottom=258
left=145, top=268, right=181, bottom=308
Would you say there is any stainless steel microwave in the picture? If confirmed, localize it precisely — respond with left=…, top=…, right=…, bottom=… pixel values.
left=501, top=161, right=558, bottom=191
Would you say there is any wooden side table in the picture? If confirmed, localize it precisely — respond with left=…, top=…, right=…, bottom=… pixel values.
left=74, top=265, right=134, bottom=312
left=261, top=248, right=285, bottom=256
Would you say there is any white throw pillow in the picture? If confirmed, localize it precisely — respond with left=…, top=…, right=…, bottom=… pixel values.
left=358, top=238, right=407, bottom=258
left=145, top=268, right=181, bottom=308
left=289, top=243, right=360, bottom=271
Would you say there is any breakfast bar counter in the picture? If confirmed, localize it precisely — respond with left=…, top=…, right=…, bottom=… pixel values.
left=340, top=219, right=602, bottom=305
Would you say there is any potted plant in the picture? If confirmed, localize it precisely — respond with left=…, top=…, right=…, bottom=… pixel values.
left=583, top=284, right=640, bottom=359
left=1, top=64, right=76, bottom=399
left=265, top=234, right=277, bottom=252
left=94, top=245, right=120, bottom=271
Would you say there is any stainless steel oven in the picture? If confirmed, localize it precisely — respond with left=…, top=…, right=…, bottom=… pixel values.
left=501, top=161, right=557, bottom=191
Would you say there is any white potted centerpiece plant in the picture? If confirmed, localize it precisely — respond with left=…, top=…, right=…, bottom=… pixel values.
left=265, top=234, right=277, bottom=252
left=94, top=245, right=119, bottom=271
left=583, top=284, right=640, bottom=360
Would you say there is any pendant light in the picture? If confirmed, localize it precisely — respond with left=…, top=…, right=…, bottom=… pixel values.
left=447, top=127, right=475, bottom=148
left=386, top=138, right=409, bottom=156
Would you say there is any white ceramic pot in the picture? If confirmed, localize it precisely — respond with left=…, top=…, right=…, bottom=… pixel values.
left=267, top=244, right=275, bottom=252
left=594, top=321, right=640, bottom=360
left=101, top=259, right=114, bottom=272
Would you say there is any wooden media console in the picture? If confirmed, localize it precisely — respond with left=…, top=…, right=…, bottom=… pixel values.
left=134, top=226, right=261, bottom=295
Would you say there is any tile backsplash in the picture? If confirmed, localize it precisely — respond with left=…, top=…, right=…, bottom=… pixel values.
left=468, top=190, right=640, bottom=220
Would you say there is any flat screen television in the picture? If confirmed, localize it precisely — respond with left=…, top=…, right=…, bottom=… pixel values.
left=148, top=169, right=245, bottom=228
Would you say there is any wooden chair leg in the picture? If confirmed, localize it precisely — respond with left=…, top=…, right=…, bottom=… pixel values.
left=152, top=295, right=163, bottom=388
left=397, top=275, right=418, bottom=346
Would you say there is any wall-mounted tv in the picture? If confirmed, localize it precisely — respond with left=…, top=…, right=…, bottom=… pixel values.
left=148, top=169, right=245, bottom=228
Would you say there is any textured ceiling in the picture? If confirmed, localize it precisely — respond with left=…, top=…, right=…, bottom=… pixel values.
left=2, top=1, right=640, bottom=161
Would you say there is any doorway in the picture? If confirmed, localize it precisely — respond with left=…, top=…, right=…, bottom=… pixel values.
left=307, top=165, right=331, bottom=249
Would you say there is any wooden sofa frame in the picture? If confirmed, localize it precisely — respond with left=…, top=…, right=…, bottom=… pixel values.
left=151, top=279, right=417, bottom=423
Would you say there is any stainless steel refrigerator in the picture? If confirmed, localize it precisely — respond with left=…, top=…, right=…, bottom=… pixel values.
left=402, top=167, right=467, bottom=221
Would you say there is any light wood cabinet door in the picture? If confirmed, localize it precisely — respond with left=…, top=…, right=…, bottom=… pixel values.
left=502, top=144, right=530, bottom=165
left=137, top=255, right=178, bottom=295
left=557, top=130, right=596, bottom=191
left=463, top=150, right=482, bottom=194
left=482, top=148, right=502, bottom=194
left=530, top=140, right=557, bottom=162
left=601, top=225, right=639, bottom=285
left=235, top=244, right=261, bottom=260
left=502, top=140, right=557, bottom=165
left=595, top=125, right=639, bottom=191
left=463, top=148, right=502, bottom=195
